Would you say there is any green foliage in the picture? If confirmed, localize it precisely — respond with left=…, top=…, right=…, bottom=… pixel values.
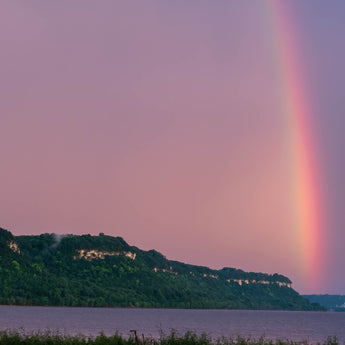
left=303, top=295, right=345, bottom=311
left=0, top=227, right=325, bottom=310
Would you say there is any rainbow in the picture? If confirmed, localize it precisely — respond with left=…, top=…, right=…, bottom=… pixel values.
left=267, top=1, right=324, bottom=291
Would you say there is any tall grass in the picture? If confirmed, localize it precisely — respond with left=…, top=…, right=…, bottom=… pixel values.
left=0, top=330, right=341, bottom=345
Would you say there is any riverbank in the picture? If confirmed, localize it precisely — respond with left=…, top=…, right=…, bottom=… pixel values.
left=0, top=330, right=340, bottom=345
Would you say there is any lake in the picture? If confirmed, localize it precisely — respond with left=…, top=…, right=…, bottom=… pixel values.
left=0, top=306, right=344, bottom=344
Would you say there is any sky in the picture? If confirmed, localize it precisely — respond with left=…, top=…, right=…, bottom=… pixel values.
left=1, top=0, right=345, bottom=295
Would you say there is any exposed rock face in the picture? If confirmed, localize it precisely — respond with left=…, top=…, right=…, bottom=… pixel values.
left=74, top=249, right=136, bottom=261
left=153, top=267, right=178, bottom=275
left=8, top=241, right=20, bottom=254
left=226, top=278, right=291, bottom=288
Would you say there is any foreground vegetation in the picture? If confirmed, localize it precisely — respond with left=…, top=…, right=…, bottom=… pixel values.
left=0, top=227, right=324, bottom=310
left=0, top=330, right=341, bottom=345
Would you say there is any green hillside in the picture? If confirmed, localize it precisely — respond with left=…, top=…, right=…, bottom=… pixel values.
left=303, top=294, right=345, bottom=311
left=0, top=227, right=324, bottom=310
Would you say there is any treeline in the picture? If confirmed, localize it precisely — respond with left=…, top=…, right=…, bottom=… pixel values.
left=303, top=295, right=345, bottom=311
left=0, top=227, right=324, bottom=310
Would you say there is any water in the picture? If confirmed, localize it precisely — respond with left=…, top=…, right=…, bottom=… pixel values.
left=0, top=306, right=344, bottom=344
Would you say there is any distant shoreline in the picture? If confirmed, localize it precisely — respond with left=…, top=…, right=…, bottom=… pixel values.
left=0, top=304, right=328, bottom=311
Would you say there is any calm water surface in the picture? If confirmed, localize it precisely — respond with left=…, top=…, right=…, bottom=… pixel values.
left=0, top=306, right=344, bottom=343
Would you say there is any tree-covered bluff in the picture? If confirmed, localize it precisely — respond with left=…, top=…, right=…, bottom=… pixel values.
left=0, top=227, right=324, bottom=310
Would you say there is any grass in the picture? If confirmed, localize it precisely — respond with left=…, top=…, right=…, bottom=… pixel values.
left=0, top=330, right=341, bottom=345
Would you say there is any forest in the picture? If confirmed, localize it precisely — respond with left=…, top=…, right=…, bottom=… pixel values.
left=0, top=227, right=324, bottom=310
left=303, top=294, right=345, bottom=311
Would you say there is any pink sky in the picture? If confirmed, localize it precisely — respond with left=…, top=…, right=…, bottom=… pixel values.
left=1, top=1, right=345, bottom=294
